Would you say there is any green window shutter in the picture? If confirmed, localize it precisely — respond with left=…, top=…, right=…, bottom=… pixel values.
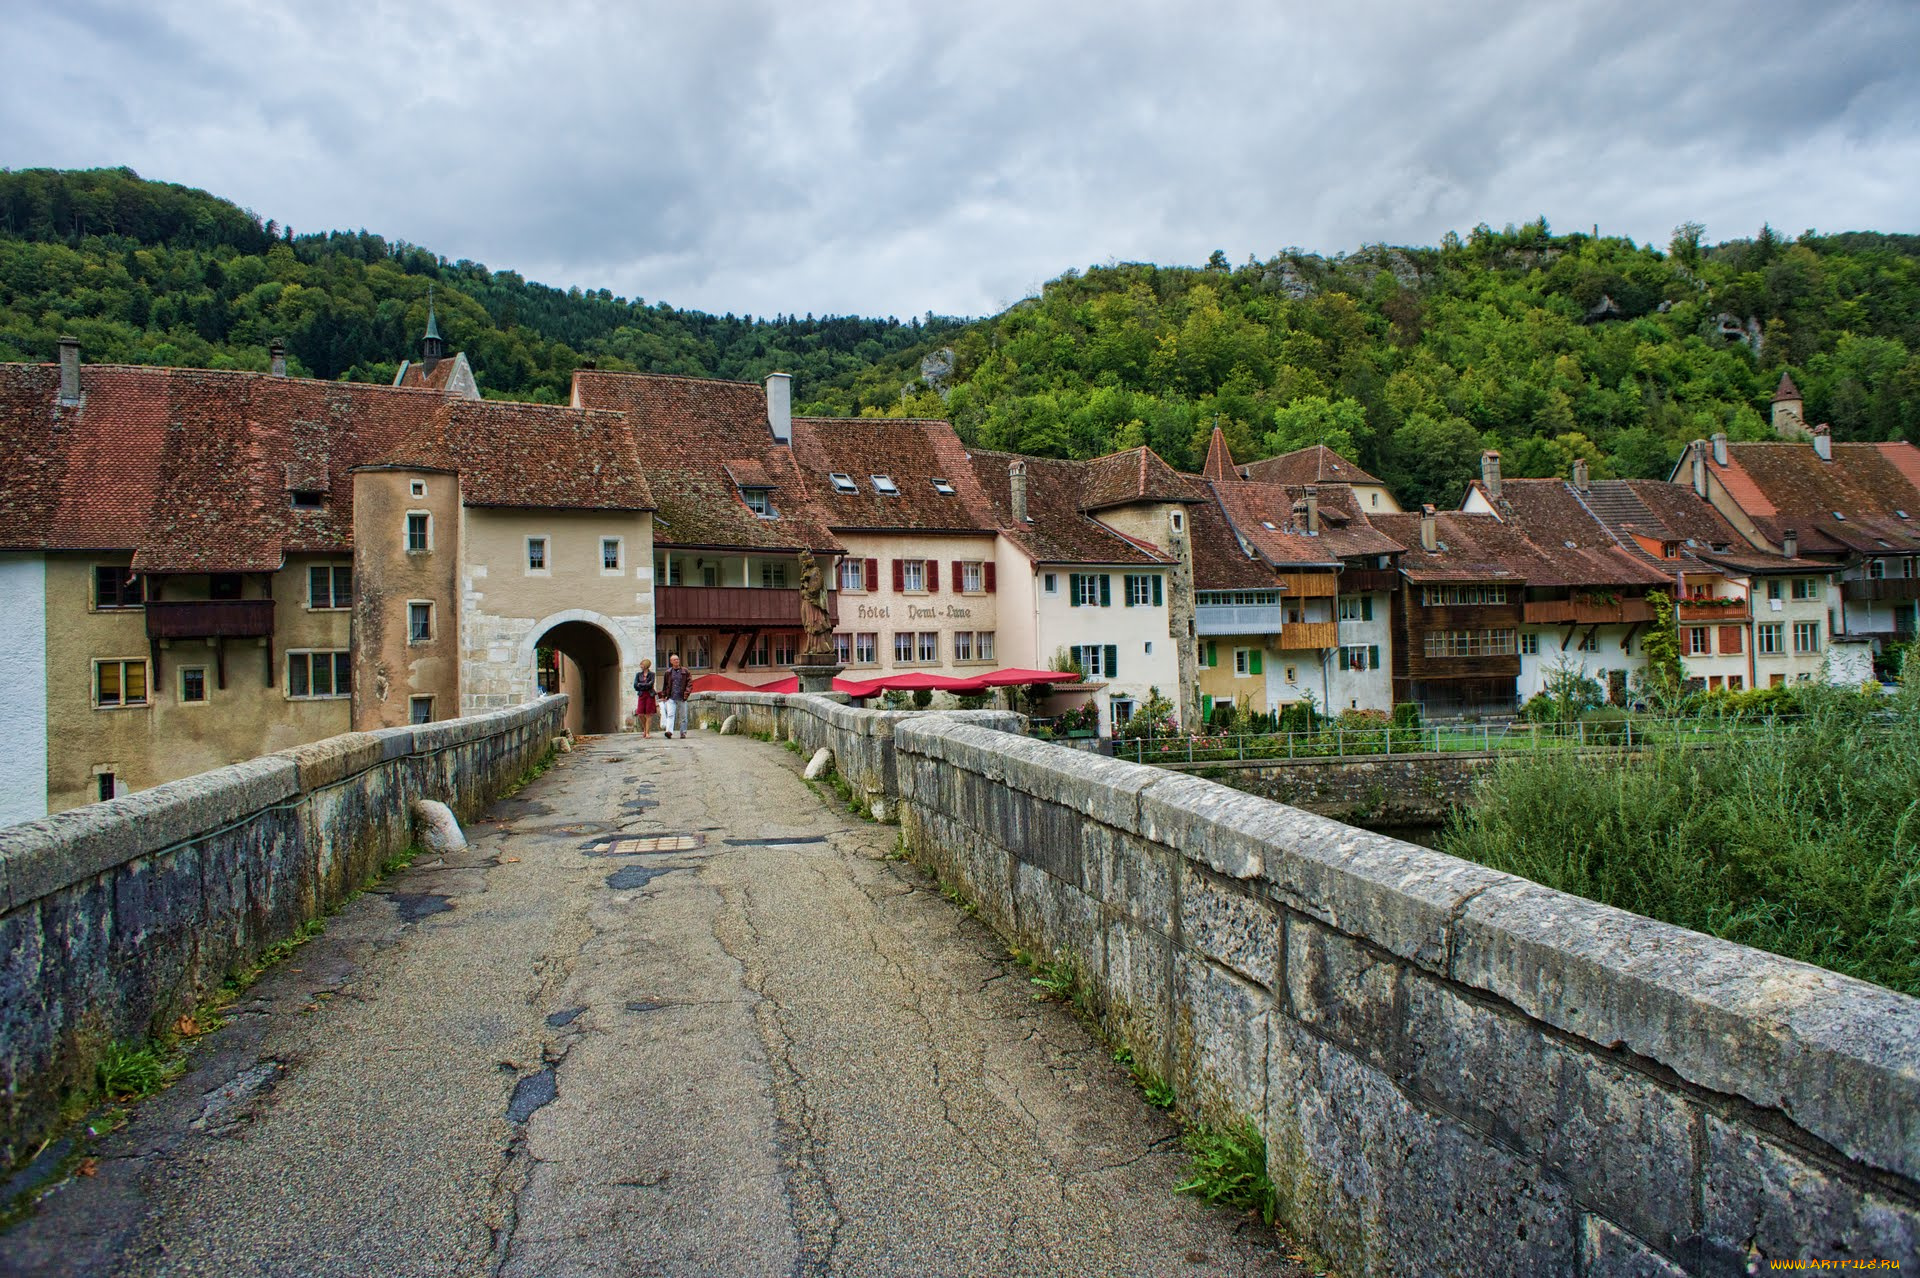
left=1123, top=575, right=1135, bottom=607
left=1201, top=694, right=1213, bottom=718
left=1152, top=575, right=1163, bottom=606
left=1368, top=645, right=1380, bottom=669
left=1104, top=644, right=1118, bottom=677
left=1069, top=573, right=1082, bottom=607
left=1099, top=575, right=1112, bottom=607
left=1207, top=642, right=1217, bottom=667
left=1361, top=596, right=1373, bottom=621
left=1249, top=650, right=1264, bottom=675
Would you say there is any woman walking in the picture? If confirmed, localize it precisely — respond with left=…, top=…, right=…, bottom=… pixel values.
left=633, top=659, right=659, bottom=737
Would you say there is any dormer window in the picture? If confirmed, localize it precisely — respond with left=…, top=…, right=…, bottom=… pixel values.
left=931, top=477, right=955, bottom=495
left=742, top=488, right=775, bottom=518
left=1662, top=542, right=1679, bottom=559
left=290, top=490, right=325, bottom=510
left=871, top=475, right=898, bottom=495
left=829, top=473, right=857, bottom=495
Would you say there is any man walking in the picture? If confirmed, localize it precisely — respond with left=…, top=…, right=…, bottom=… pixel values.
left=661, top=653, right=694, bottom=739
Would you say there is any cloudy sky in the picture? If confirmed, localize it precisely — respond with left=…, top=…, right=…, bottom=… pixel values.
left=5, top=0, right=1917, bottom=318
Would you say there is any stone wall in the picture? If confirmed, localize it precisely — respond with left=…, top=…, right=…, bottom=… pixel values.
left=0, top=695, right=566, bottom=1166
left=1180, top=753, right=1498, bottom=825
left=700, top=692, right=1920, bottom=1276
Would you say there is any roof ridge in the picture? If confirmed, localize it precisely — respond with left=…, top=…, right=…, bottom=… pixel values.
left=574, top=368, right=763, bottom=389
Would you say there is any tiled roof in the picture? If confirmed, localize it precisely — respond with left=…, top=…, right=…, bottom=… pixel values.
left=790, top=417, right=997, bottom=533
left=1188, top=496, right=1276, bottom=589
left=429, top=401, right=654, bottom=511
left=1242, top=444, right=1384, bottom=487
left=967, top=449, right=1171, bottom=566
left=1474, top=480, right=1679, bottom=587
left=1709, top=441, right=1920, bottom=557
left=1078, top=446, right=1207, bottom=510
left=1772, top=372, right=1801, bottom=402
left=571, top=369, right=842, bottom=552
left=1210, top=481, right=1399, bottom=565
left=1370, top=509, right=1590, bottom=584
left=1201, top=426, right=1241, bottom=482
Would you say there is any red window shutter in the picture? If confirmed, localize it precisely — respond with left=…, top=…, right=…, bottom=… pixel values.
left=892, top=559, right=904, bottom=591
left=1719, top=624, right=1743, bottom=654
left=985, top=562, right=996, bottom=592
left=864, top=558, right=878, bottom=591
left=952, top=560, right=964, bottom=592
left=926, top=560, right=939, bottom=592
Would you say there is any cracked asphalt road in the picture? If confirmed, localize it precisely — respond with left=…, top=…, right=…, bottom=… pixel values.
left=1, top=731, right=1306, bottom=1278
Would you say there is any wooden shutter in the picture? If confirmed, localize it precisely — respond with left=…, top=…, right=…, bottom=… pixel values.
left=1123, top=575, right=1135, bottom=607
left=1103, top=644, right=1118, bottom=678
left=1718, top=624, right=1743, bottom=654
left=1249, top=650, right=1264, bottom=676
left=926, top=560, right=939, bottom=592
left=1368, top=645, right=1380, bottom=670
left=1206, top=642, right=1217, bottom=667
left=892, top=559, right=904, bottom=592
left=985, top=562, right=996, bottom=592
left=864, top=558, right=878, bottom=590
left=1098, top=575, right=1111, bottom=607
left=1361, top=596, right=1373, bottom=621
left=1069, top=573, right=1082, bottom=607
left=952, top=561, right=964, bottom=592
left=1152, top=575, right=1163, bottom=606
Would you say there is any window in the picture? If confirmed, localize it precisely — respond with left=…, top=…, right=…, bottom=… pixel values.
left=1687, top=627, right=1711, bottom=655
left=1791, top=577, right=1820, bottom=601
left=210, top=573, right=243, bottom=601
left=773, top=634, right=796, bottom=666
left=1125, top=574, right=1162, bottom=607
left=309, top=565, right=352, bottom=610
left=684, top=635, right=711, bottom=669
left=409, top=696, right=434, bottom=725
left=1757, top=623, right=1783, bottom=655
left=1340, top=644, right=1380, bottom=671
left=1868, top=559, right=1887, bottom=580
left=742, top=488, right=774, bottom=517
left=1198, top=590, right=1281, bottom=608
left=180, top=667, right=207, bottom=703
left=1043, top=573, right=1059, bottom=595
left=1793, top=621, right=1821, bottom=654
left=917, top=632, right=938, bottom=663
left=1338, top=595, right=1374, bottom=622
left=1073, top=645, right=1109, bottom=677
left=1170, top=511, right=1184, bottom=532
left=701, top=564, right=719, bottom=587
left=1111, top=698, right=1134, bottom=726
left=1577, top=634, right=1597, bottom=653
left=901, top=560, right=927, bottom=592
left=408, top=602, right=433, bottom=643
left=841, top=559, right=867, bottom=591
left=602, top=538, right=623, bottom=571
left=760, top=562, right=788, bottom=589
left=290, top=489, right=325, bottom=509
left=855, top=633, right=877, bottom=664
left=526, top=537, right=549, bottom=572
left=931, top=478, right=956, bottom=495
left=96, top=773, right=115, bottom=803
left=1070, top=573, right=1109, bottom=607
left=833, top=633, right=852, bottom=664
left=871, top=474, right=898, bottom=495
left=1233, top=648, right=1251, bottom=675
left=1284, top=666, right=1298, bottom=683
left=976, top=631, right=995, bottom=662
left=1421, top=584, right=1508, bottom=606
left=744, top=635, right=771, bottom=667
left=94, top=659, right=149, bottom=708
left=93, top=566, right=143, bottom=610
left=406, top=512, right=431, bottom=553
left=829, top=473, right=858, bottom=494
left=954, top=631, right=973, bottom=661
left=410, top=480, right=427, bottom=498
left=961, top=562, right=984, bottom=593
left=1519, top=633, right=1540, bottom=656
left=288, top=650, right=352, bottom=699
left=1767, top=579, right=1783, bottom=601
left=1422, top=630, right=1517, bottom=658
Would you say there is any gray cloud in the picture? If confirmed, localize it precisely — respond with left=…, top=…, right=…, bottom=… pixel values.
left=3, top=0, right=1916, bottom=318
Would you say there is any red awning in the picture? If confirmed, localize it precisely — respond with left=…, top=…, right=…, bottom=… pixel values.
left=689, top=673, right=794, bottom=693
left=969, top=668, right=1084, bottom=688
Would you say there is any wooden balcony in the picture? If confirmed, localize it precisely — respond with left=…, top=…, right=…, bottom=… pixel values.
left=1196, top=603, right=1282, bottom=636
left=1677, top=598, right=1750, bottom=623
left=1523, top=597, right=1655, bottom=625
left=1338, top=568, right=1398, bottom=594
left=145, top=599, right=275, bottom=640
left=1278, top=620, right=1340, bottom=649
left=657, top=585, right=837, bottom=630
left=1276, top=571, right=1339, bottom=597
left=1846, top=577, right=1920, bottom=603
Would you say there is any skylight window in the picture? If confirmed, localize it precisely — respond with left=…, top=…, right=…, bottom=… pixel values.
left=1832, top=510, right=1846, bottom=520
left=931, top=477, right=955, bottom=495
left=829, top=473, right=857, bottom=494
left=1897, top=510, right=1911, bottom=520
left=871, top=475, right=898, bottom=495
left=1261, top=521, right=1277, bottom=530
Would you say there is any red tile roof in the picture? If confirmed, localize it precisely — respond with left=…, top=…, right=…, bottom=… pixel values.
left=1078, top=446, right=1206, bottom=510
left=1242, top=444, right=1384, bottom=487
left=1188, top=496, right=1277, bottom=589
left=1472, top=480, right=1681, bottom=587
left=396, top=354, right=468, bottom=393
left=1210, top=481, right=1400, bottom=565
left=1201, top=426, right=1241, bottom=481
left=428, top=401, right=654, bottom=511
left=1709, top=441, right=1920, bottom=557
left=1772, top=372, right=1801, bottom=402
left=790, top=417, right=997, bottom=533
left=967, top=449, right=1171, bottom=566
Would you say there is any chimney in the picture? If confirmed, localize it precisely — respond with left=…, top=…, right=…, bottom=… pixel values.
left=1812, top=424, right=1831, bottom=462
left=1480, top=450, right=1502, bottom=502
left=1009, top=459, right=1029, bottom=523
left=57, top=335, right=80, bottom=404
left=269, top=339, right=287, bottom=377
left=1572, top=458, right=1589, bottom=492
left=1304, top=485, right=1320, bottom=535
left=764, top=371, right=792, bottom=444
left=1710, top=432, right=1728, bottom=466
left=1420, top=503, right=1437, bottom=553
left=1690, top=440, right=1708, bottom=497
left=1783, top=529, right=1798, bottom=559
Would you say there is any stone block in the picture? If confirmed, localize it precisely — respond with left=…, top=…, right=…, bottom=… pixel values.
left=1265, top=1015, right=1577, bottom=1277
left=1181, top=864, right=1281, bottom=991
left=1282, top=916, right=1401, bottom=1067
left=1581, top=1216, right=1687, bottom=1278
left=1452, top=876, right=1920, bottom=1182
left=1175, top=952, right=1270, bottom=1126
left=1000, top=795, right=1081, bottom=884
left=1080, top=826, right=1173, bottom=935
left=1702, top=1115, right=1919, bottom=1272
left=1012, top=860, right=1099, bottom=970
left=1102, top=915, right=1172, bottom=1075
left=803, top=747, right=832, bottom=780
left=1137, top=773, right=1271, bottom=879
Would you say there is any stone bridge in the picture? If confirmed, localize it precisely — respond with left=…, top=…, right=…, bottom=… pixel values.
left=0, top=694, right=1914, bottom=1276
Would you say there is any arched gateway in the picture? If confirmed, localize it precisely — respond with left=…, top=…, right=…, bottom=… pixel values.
left=522, top=610, right=634, bottom=735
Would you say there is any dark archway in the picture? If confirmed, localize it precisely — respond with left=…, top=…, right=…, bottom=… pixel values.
left=534, top=620, right=624, bottom=735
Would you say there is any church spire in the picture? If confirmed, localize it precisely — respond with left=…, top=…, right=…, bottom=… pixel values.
left=421, top=284, right=445, bottom=365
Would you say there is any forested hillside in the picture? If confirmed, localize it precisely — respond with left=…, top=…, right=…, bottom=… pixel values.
left=4, top=168, right=1918, bottom=508
left=0, top=167, right=959, bottom=402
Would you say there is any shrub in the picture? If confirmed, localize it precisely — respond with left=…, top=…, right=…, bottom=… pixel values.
left=1209, top=700, right=1238, bottom=733
left=911, top=688, right=933, bottom=709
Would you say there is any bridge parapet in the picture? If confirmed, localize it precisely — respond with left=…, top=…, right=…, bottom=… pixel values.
left=0, top=695, right=567, bottom=1166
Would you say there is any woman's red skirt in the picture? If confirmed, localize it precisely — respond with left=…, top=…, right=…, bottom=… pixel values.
left=636, top=691, right=658, bottom=715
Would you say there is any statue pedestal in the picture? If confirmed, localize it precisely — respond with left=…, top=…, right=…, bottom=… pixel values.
left=792, top=663, right=845, bottom=694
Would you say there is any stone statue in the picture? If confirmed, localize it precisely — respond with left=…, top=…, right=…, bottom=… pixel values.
left=797, top=549, right=834, bottom=660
